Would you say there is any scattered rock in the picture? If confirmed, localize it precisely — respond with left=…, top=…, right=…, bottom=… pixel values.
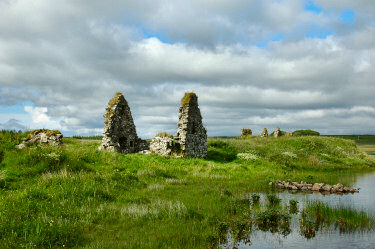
left=15, top=143, right=26, bottom=149
left=271, top=179, right=359, bottom=194
left=98, top=92, right=149, bottom=153
left=260, top=128, right=268, bottom=137
left=16, top=129, right=63, bottom=149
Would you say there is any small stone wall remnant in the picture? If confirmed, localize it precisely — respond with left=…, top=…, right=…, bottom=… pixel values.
left=150, top=133, right=177, bottom=156
left=241, top=128, right=252, bottom=137
left=16, top=129, right=63, bottom=149
left=273, top=127, right=281, bottom=138
left=260, top=128, right=268, bottom=137
left=99, top=92, right=149, bottom=153
left=174, top=93, right=207, bottom=157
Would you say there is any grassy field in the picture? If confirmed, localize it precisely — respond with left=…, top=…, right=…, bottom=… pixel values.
left=324, top=135, right=375, bottom=155
left=0, top=131, right=374, bottom=248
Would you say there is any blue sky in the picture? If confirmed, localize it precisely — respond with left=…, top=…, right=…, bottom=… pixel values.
left=0, top=0, right=374, bottom=136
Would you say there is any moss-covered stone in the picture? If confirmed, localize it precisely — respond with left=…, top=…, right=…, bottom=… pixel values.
left=155, top=132, right=174, bottom=139
left=26, top=129, right=62, bottom=139
left=180, top=92, right=197, bottom=106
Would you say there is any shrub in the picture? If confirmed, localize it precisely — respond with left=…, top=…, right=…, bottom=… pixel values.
left=292, top=130, right=320, bottom=136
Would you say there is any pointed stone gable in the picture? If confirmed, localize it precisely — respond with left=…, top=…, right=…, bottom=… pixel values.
left=174, top=92, right=207, bottom=157
left=99, top=92, right=149, bottom=153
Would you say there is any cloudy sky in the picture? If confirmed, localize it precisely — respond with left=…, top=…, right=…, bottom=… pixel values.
left=0, top=0, right=374, bottom=137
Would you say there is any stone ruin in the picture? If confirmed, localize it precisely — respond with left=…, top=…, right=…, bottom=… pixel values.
left=174, top=93, right=207, bottom=157
left=99, top=92, right=207, bottom=158
left=16, top=129, right=63, bottom=149
left=150, top=93, right=207, bottom=158
left=149, top=133, right=177, bottom=156
left=260, top=128, right=268, bottom=137
left=99, top=92, right=149, bottom=153
left=241, top=128, right=252, bottom=137
left=273, top=127, right=281, bottom=138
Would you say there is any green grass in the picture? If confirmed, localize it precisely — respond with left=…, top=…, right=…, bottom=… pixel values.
left=303, top=201, right=375, bottom=232
left=0, top=131, right=374, bottom=248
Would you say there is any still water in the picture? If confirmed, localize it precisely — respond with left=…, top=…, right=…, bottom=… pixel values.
left=223, top=170, right=375, bottom=249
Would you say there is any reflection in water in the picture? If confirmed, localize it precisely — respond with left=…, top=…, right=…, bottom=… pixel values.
left=222, top=170, right=375, bottom=249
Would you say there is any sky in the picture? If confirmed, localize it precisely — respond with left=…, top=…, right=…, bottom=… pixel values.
left=0, top=0, right=374, bottom=137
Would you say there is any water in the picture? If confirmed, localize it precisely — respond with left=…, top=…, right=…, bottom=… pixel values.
left=223, top=170, right=375, bottom=249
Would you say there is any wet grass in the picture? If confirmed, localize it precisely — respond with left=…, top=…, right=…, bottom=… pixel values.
left=0, top=131, right=374, bottom=248
left=303, top=201, right=375, bottom=232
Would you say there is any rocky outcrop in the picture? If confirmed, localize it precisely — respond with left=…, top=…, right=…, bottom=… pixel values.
left=241, top=128, right=252, bottom=137
left=270, top=179, right=359, bottom=193
left=273, top=127, right=281, bottom=138
left=174, top=93, right=207, bottom=158
left=99, top=92, right=149, bottom=153
left=260, top=128, right=268, bottom=137
left=16, top=129, right=63, bottom=148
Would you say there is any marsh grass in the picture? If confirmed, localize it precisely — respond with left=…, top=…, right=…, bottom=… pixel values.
left=304, top=201, right=375, bottom=232
left=0, top=131, right=374, bottom=248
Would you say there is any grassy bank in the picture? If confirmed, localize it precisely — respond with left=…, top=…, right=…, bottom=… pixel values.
left=324, top=135, right=375, bottom=155
left=0, top=131, right=374, bottom=248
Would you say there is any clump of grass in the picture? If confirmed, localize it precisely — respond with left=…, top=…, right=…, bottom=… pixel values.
left=155, top=132, right=173, bottom=138
left=251, top=194, right=260, bottom=204
left=304, top=201, right=375, bottom=232
left=121, top=199, right=188, bottom=219
left=256, top=209, right=291, bottom=235
left=266, top=194, right=281, bottom=206
left=300, top=212, right=316, bottom=239
left=289, top=200, right=299, bottom=214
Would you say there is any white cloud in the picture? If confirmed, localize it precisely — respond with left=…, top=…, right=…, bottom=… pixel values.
left=24, top=106, right=62, bottom=130
left=0, top=0, right=374, bottom=136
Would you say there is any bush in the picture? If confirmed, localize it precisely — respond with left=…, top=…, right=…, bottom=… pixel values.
left=292, top=130, right=320, bottom=136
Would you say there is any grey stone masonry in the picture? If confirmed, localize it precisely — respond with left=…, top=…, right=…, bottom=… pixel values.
left=260, top=128, right=268, bottom=137
left=150, top=135, right=176, bottom=156
left=99, top=92, right=149, bottom=153
left=273, top=127, right=281, bottom=138
left=174, top=93, right=207, bottom=157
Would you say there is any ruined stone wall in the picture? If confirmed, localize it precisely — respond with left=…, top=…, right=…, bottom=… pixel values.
left=150, top=136, right=177, bottom=156
left=260, top=128, right=268, bottom=137
left=273, top=127, right=281, bottom=138
left=174, top=93, right=207, bottom=158
left=99, top=92, right=149, bottom=153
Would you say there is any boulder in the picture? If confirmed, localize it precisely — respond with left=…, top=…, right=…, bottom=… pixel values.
left=322, top=184, right=332, bottom=192
left=312, top=183, right=321, bottom=191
